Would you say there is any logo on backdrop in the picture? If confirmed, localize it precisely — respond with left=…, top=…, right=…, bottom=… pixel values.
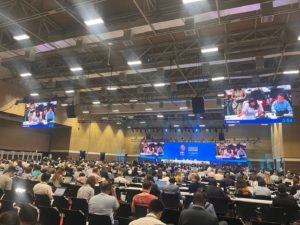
left=180, top=145, right=186, bottom=156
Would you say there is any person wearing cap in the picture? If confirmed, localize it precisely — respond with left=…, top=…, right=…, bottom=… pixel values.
left=0, top=166, right=15, bottom=191
left=129, top=199, right=166, bottom=225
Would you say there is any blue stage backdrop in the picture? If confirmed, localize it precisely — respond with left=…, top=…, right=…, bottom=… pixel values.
left=163, top=142, right=216, bottom=161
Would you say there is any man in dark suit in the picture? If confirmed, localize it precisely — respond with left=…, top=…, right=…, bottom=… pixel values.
left=178, top=192, right=218, bottom=225
left=206, top=179, right=227, bottom=199
left=220, top=173, right=235, bottom=188
left=272, top=183, right=300, bottom=222
left=162, top=177, right=180, bottom=194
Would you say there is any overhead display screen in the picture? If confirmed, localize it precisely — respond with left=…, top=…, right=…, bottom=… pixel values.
left=224, top=85, right=293, bottom=124
left=23, top=101, right=57, bottom=128
left=216, top=143, right=247, bottom=160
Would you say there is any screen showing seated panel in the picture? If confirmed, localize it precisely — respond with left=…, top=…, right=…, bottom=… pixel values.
left=216, top=143, right=247, bottom=159
left=224, top=85, right=293, bottom=124
left=140, top=140, right=164, bottom=156
left=23, top=101, right=57, bottom=128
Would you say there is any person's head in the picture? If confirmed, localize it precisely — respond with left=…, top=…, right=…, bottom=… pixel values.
left=100, top=181, right=112, bottom=194
left=248, top=98, right=259, bottom=109
left=193, top=191, right=206, bottom=207
left=19, top=204, right=39, bottom=225
left=258, top=178, right=266, bottom=187
left=92, top=167, right=99, bottom=174
left=5, top=166, right=16, bottom=177
left=277, top=93, right=285, bottom=103
left=236, top=179, right=247, bottom=189
left=145, top=175, right=154, bottom=183
left=24, top=167, right=32, bottom=174
left=208, top=179, right=217, bottom=186
left=169, top=177, right=176, bottom=184
left=41, top=173, right=51, bottom=182
left=293, top=176, right=299, bottom=186
left=79, top=172, right=85, bottom=177
left=192, top=174, right=200, bottom=183
left=148, top=199, right=165, bottom=219
left=86, top=176, right=96, bottom=188
left=142, top=182, right=152, bottom=193
left=0, top=211, right=20, bottom=225
left=278, top=183, right=286, bottom=194
left=117, top=171, right=123, bottom=177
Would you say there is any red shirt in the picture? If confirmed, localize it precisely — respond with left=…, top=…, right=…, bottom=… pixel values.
left=132, top=193, right=157, bottom=207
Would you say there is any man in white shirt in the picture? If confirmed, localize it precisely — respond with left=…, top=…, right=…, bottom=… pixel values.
left=129, top=199, right=166, bottom=225
left=214, top=169, right=224, bottom=181
left=114, top=171, right=129, bottom=185
left=253, top=179, right=271, bottom=197
left=89, top=182, right=119, bottom=224
left=0, top=166, right=15, bottom=191
left=33, top=173, right=53, bottom=200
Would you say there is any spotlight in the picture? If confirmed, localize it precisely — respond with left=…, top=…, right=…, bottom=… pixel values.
left=211, top=76, right=225, bottom=81
left=70, top=67, right=83, bottom=72
left=30, top=93, right=39, bottom=97
left=13, top=34, right=30, bottom=41
left=127, top=60, right=142, bottom=66
left=20, top=72, right=32, bottom=77
left=84, top=18, right=104, bottom=26
left=201, top=47, right=218, bottom=53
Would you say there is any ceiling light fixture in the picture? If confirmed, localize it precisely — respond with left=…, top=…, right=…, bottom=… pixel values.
left=298, top=36, right=300, bottom=41
left=127, top=60, right=142, bottom=66
left=107, top=86, right=118, bottom=91
left=65, top=90, right=75, bottom=94
left=13, top=34, right=30, bottom=41
left=183, top=0, right=202, bottom=4
left=188, top=114, right=195, bottom=117
left=145, top=108, right=153, bottom=111
left=129, top=99, right=138, bottom=103
left=30, top=93, right=39, bottom=97
left=211, top=76, right=225, bottom=81
left=283, top=70, right=299, bottom=75
left=217, top=93, right=224, bottom=97
left=154, top=83, right=165, bottom=87
left=261, top=124, right=269, bottom=126
left=61, top=103, right=68, bottom=107
left=174, top=125, right=180, bottom=127
left=228, top=124, right=235, bottom=127
left=20, top=72, right=32, bottom=77
left=116, top=122, right=122, bottom=125
left=127, top=126, right=131, bottom=129
left=201, top=47, right=218, bottom=53
left=140, top=121, right=146, bottom=124
left=82, top=110, right=89, bottom=114
left=92, top=101, right=101, bottom=105
left=70, top=67, right=83, bottom=72
left=84, top=18, right=104, bottom=26
left=180, top=106, right=188, bottom=110
left=200, top=124, right=206, bottom=127
left=112, top=109, right=119, bottom=113
left=157, top=114, right=164, bottom=118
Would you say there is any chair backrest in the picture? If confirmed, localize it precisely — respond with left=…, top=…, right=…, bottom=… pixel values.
left=207, top=197, right=229, bottom=215
left=262, top=206, right=286, bottom=224
left=161, top=192, right=181, bottom=209
left=126, top=189, right=141, bottom=203
left=118, top=216, right=133, bottom=225
left=135, top=205, right=148, bottom=218
left=88, top=213, right=112, bottom=225
left=39, top=206, right=60, bottom=225
left=62, top=209, right=86, bottom=225
left=128, top=183, right=142, bottom=188
left=252, top=221, right=281, bottom=225
left=218, top=216, right=245, bottom=225
left=116, top=202, right=132, bottom=218
left=35, top=194, right=51, bottom=207
left=161, top=209, right=181, bottom=225
left=66, top=184, right=81, bottom=198
left=0, top=200, right=15, bottom=213
left=254, top=195, right=272, bottom=200
left=53, top=196, right=69, bottom=212
left=70, top=197, right=88, bottom=215
left=236, top=202, right=259, bottom=221
left=2, top=190, right=14, bottom=202
left=183, top=195, right=194, bottom=209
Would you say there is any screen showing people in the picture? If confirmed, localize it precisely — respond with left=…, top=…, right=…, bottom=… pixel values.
left=140, top=140, right=164, bottom=156
left=23, top=101, right=57, bottom=127
left=224, top=85, right=293, bottom=124
left=216, top=143, right=247, bottom=159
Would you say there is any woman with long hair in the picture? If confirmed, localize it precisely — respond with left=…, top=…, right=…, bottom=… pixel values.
left=238, top=98, right=264, bottom=118
left=52, top=167, right=64, bottom=188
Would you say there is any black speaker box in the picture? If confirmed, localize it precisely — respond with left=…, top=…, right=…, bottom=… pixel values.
left=100, top=152, right=106, bottom=161
left=66, top=105, right=76, bottom=118
left=218, top=132, right=225, bottom=141
left=192, top=97, right=205, bottom=114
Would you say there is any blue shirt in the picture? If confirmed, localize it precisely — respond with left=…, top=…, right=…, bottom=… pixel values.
left=271, top=100, right=293, bottom=114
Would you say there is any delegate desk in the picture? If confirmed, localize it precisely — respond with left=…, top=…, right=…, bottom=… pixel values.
left=230, top=197, right=272, bottom=205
